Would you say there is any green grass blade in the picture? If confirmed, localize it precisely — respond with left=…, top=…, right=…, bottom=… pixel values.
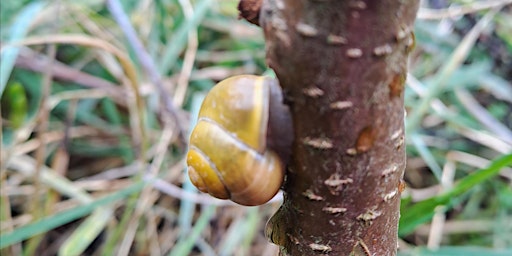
left=219, top=208, right=260, bottom=256
left=179, top=93, right=206, bottom=237
left=0, top=180, right=146, bottom=248
left=410, top=133, right=443, bottom=181
left=169, top=206, right=216, bottom=256
left=8, top=155, right=93, bottom=204
left=399, top=246, right=512, bottom=256
left=399, top=153, right=512, bottom=236
left=58, top=208, right=113, bottom=256
left=157, top=0, right=212, bottom=74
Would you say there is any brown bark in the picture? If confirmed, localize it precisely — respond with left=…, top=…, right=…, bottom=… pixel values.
left=260, top=1, right=419, bottom=255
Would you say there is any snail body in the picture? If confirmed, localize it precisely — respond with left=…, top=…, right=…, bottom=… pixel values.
left=187, top=75, right=292, bottom=206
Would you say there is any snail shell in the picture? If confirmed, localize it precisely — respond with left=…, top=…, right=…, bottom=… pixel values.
left=187, top=75, right=292, bottom=206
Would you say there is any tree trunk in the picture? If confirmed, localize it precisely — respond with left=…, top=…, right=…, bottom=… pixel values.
left=260, top=1, right=419, bottom=255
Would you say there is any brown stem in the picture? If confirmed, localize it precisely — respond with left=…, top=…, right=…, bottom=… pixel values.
left=261, top=1, right=419, bottom=255
left=238, top=0, right=263, bottom=25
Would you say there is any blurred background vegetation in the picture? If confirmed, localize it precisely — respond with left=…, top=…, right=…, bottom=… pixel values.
left=0, top=0, right=511, bottom=255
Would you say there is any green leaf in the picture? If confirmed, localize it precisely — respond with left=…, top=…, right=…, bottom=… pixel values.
left=1, top=82, right=28, bottom=129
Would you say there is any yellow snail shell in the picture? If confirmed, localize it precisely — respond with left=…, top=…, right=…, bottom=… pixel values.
left=187, top=75, right=291, bottom=206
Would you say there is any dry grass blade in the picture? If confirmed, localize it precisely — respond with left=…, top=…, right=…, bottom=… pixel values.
left=455, top=88, right=512, bottom=144
left=455, top=126, right=512, bottom=154
left=15, top=47, right=127, bottom=104
left=7, top=155, right=93, bottom=204
left=427, top=159, right=456, bottom=249
left=2, top=34, right=147, bottom=158
left=417, top=218, right=512, bottom=236
left=173, top=0, right=198, bottom=108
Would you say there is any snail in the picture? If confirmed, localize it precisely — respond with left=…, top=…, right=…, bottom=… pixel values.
left=187, top=75, right=293, bottom=206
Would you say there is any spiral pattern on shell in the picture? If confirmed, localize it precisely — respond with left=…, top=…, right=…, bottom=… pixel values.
left=187, top=75, right=285, bottom=206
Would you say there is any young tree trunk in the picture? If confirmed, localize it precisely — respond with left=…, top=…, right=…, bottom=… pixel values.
left=259, top=1, right=419, bottom=255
